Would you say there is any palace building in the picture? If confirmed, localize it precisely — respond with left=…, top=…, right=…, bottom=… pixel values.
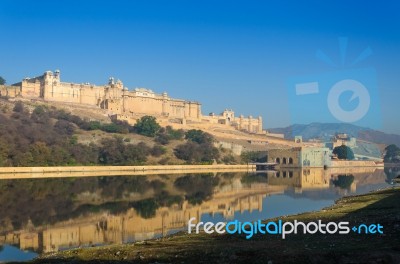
left=0, top=70, right=264, bottom=134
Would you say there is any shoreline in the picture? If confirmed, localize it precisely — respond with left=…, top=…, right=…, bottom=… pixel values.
left=0, top=163, right=388, bottom=179
left=0, top=164, right=255, bottom=179
left=29, top=186, right=400, bottom=264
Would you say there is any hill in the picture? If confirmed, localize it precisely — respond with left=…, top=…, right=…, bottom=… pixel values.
left=268, top=122, right=400, bottom=146
left=0, top=99, right=238, bottom=167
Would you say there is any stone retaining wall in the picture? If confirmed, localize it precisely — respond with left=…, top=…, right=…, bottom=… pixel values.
left=330, top=160, right=384, bottom=168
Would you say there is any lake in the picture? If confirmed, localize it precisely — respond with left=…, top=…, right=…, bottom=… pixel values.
left=0, top=166, right=398, bottom=262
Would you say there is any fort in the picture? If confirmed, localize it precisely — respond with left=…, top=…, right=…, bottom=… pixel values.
left=0, top=70, right=263, bottom=134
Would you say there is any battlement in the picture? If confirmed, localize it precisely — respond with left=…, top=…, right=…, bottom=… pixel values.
left=4, top=70, right=264, bottom=134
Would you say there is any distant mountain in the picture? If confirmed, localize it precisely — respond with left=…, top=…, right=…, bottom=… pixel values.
left=268, top=123, right=400, bottom=146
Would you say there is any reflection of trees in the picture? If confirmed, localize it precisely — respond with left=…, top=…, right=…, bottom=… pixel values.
left=332, top=174, right=354, bottom=189
left=132, top=198, right=159, bottom=218
left=68, top=192, right=183, bottom=220
left=0, top=173, right=227, bottom=231
left=0, top=176, right=168, bottom=230
left=174, top=174, right=219, bottom=205
left=0, top=173, right=248, bottom=232
left=384, top=167, right=400, bottom=183
left=241, top=173, right=268, bottom=185
left=154, top=191, right=183, bottom=207
left=99, top=176, right=166, bottom=198
left=219, top=172, right=236, bottom=180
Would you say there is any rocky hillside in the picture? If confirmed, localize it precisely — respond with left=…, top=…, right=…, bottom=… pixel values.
left=268, top=122, right=400, bottom=146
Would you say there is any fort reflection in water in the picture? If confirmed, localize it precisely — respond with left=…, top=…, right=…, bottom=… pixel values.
left=0, top=167, right=390, bottom=254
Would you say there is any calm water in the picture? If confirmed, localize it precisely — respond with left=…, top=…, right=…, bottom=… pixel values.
left=0, top=166, right=398, bottom=262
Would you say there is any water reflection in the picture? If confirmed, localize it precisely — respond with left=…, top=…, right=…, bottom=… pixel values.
left=0, top=167, right=394, bottom=260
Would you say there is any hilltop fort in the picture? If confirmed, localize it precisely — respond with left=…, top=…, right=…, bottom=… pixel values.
left=0, top=70, right=263, bottom=134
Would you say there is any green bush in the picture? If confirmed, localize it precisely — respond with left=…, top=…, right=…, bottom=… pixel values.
left=174, top=141, right=219, bottom=164
left=133, top=116, right=161, bottom=137
left=151, top=145, right=167, bottom=157
left=185, top=129, right=213, bottom=144
left=333, top=145, right=355, bottom=160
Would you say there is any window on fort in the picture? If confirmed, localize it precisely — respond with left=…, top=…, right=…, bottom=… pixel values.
left=276, top=158, right=280, bottom=164
left=276, top=172, right=280, bottom=177
left=283, top=171, right=287, bottom=178
left=283, top=158, right=287, bottom=164
left=289, top=171, right=293, bottom=178
left=289, top=157, right=293, bottom=164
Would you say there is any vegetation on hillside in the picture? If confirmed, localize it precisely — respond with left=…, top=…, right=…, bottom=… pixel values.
left=174, top=129, right=220, bottom=164
left=240, top=151, right=266, bottom=163
left=0, top=101, right=240, bottom=166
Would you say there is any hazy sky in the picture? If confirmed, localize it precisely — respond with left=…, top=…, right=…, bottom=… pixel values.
left=1, top=1, right=399, bottom=133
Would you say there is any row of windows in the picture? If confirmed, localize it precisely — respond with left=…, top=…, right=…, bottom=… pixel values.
left=275, top=170, right=312, bottom=178
left=276, top=171, right=294, bottom=178
left=275, top=157, right=293, bottom=164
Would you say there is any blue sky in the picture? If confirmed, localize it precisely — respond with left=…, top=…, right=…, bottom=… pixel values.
left=1, top=1, right=399, bottom=133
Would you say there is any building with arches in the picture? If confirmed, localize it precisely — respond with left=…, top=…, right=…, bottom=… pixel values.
left=268, top=147, right=331, bottom=168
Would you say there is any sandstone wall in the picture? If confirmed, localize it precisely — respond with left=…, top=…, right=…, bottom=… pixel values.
left=330, top=160, right=384, bottom=168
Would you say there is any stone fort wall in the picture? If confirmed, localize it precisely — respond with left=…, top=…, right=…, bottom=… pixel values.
left=1, top=70, right=263, bottom=134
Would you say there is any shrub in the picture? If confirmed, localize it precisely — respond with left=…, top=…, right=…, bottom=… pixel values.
left=333, top=145, right=355, bottom=160
left=133, top=116, right=161, bottom=137
left=185, top=129, right=213, bottom=144
left=151, top=145, right=167, bottom=157
left=13, top=101, right=24, bottom=113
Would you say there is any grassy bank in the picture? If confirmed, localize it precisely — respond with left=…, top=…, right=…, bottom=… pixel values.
left=30, top=187, right=400, bottom=264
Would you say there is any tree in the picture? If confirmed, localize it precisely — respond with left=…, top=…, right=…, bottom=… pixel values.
left=13, top=101, right=25, bottom=113
left=384, top=144, right=400, bottom=163
left=185, top=129, right=213, bottom=144
left=155, top=132, right=170, bottom=145
left=241, top=151, right=262, bottom=164
left=175, top=129, right=219, bottom=164
left=54, top=120, right=75, bottom=135
left=0, top=76, right=5, bottom=85
left=333, top=145, right=355, bottom=160
left=155, top=126, right=184, bottom=145
left=31, top=105, right=50, bottom=124
left=174, top=141, right=219, bottom=164
left=151, top=144, right=166, bottom=157
left=166, top=126, right=184, bottom=140
left=133, top=116, right=161, bottom=137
